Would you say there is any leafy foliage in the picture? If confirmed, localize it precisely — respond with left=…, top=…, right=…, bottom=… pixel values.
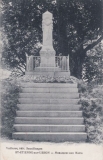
left=1, top=0, right=57, bottom=75
left=82, top=43, right=103, bottom=84
left=1, top=79, right=21, bottom=138
left=56, top=0, right=102, bottom=78
left=78, top=81, right=103, bottom=143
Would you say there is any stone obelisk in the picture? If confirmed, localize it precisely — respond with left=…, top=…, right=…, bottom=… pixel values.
left=40, top=11, right=56, bottom=67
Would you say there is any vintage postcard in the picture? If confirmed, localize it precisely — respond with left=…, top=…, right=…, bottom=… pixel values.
left=0, top=0, right=103, bottom=160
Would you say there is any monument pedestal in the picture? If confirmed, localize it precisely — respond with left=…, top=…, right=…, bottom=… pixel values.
left=40, top=50, right=56, bottom=67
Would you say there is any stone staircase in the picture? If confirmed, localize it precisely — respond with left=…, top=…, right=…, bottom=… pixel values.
left=12, top=83, right=87, bottom=142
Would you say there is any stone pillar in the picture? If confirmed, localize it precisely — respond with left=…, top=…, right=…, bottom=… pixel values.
left=40, top=11, right=56, bottom=67
left=26, top=54, right=34, bottom=71
left=67, top=55, right=70, bottom=72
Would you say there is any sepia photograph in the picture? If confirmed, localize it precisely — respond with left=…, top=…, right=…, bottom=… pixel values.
left=0, top=0, right=103, bottom=159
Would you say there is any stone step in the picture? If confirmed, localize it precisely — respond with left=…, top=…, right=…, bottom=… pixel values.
left=16, top=111, right=82, bottom=117
left=22, top=87, right=78, bottom=93
left=19, top=93, right=79, bottom=98
left=12, top=132, right=87, bottom=142
left=14, top=124, right=85, bottom=132
left=15, top=117, right=84, bottom=124
left=13, top=81, right=87, bottom=142
left=17, top=104, right=81, bottom=111
left=20, top=83, right=77, bottom=88
left=18, top=98, right=79, bottom=104
left=35, top=67, right=63, bottom=72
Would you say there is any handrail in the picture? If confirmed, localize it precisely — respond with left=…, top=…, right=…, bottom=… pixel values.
left=26, top=55, right=69, bottom=72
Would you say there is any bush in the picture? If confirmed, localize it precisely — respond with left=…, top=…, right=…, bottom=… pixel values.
left=83, top=43, right=103, bottom=84
left=1, top=78, right=21, bottom=138
left=78, top=81, right=103, bottom=143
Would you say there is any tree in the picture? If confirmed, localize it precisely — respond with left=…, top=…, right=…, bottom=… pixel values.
left=82, top=42, right=103, bottom=84
left=1, top=0, right=103, bottom=78
left=2, top=0, right=57, bottom=75
left=56, top=0, right=102, bottom=78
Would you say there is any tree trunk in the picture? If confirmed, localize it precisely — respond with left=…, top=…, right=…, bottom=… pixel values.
left=70, top=47, right=86, bottom=79
left=57, top=0, right=68, bottom=56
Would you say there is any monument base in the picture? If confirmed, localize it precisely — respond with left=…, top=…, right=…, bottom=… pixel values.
left=35, top=67, right=61, bottom=72
left=22, top=71, right=73, bottom=83
left=25, top=70, right=70, bottom=78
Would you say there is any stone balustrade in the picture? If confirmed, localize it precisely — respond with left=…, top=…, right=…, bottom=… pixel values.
left=26, top=55, right=69, bottom=72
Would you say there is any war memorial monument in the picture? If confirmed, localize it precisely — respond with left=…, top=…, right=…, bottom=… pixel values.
left=12, top=11, right=87, bottom=142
